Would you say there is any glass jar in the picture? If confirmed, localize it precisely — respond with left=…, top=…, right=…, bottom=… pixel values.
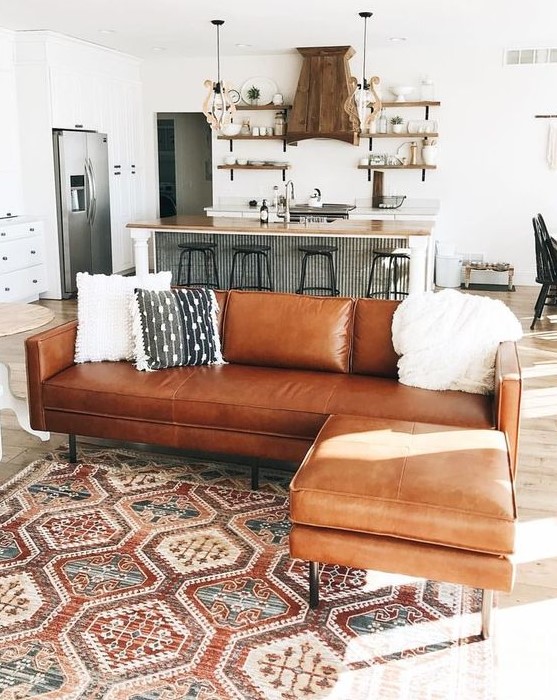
left=274, top=112, right=286, bottom=136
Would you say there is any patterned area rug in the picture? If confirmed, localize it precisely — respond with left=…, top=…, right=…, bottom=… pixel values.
left=0, top=447, right=494, bottom=699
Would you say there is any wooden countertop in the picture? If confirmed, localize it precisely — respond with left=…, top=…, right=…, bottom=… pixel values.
left=127, top=215, right=432, bottom=238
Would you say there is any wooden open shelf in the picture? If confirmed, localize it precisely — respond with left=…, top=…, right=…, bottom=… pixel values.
left=217, top=135, right=286, bottom=141
left=361, top=132, right=439, bottom=139
left=217, top=163, right=291, bottom=181
left=380, top=101, right=440, bottom=108
left=357, top=164, right=437, bottom=170
left=235, top=104, right=291, bottom=111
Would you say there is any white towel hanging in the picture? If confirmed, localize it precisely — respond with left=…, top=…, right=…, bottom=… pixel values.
left=547, top=119, right=557, bottom=169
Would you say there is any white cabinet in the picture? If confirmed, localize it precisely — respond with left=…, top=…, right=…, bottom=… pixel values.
left=50, top=67, right=102, bottom=131
left=106, top=78, right=143, bottom=273
left=0, top=68, right=22, bottom=217
left=0, top=218, right=47, bottom=302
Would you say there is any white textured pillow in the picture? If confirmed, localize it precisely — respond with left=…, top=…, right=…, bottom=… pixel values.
left=75, top=272, right=172, bottom=363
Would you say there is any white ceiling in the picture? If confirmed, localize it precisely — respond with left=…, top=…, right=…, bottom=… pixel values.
left=1, top=0, right=556, bottom=59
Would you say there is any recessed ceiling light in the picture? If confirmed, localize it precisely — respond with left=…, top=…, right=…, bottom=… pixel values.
left=152, top=47, right=166, bottom=52
left=389, top=36, right=407, bottom=42
left=235, top=43, right=252, bottom=48
left=99, top=29, right=116, bottom=35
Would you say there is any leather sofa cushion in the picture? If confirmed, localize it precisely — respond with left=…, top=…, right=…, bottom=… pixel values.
left=290, top=415, right=516, bottom=555
left=328, top=374, right=493, bottom=429
left=351, top=298, right=400, bottom=377
left=222, top=291, right=354, bottom=373
left=172, top=364, right=342, bottom=438
left=42, top=362, right=195, bottom=421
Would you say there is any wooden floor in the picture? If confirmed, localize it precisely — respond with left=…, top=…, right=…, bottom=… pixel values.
left=1, top=288, right=556, bottom=698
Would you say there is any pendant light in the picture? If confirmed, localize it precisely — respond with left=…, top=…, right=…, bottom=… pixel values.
left=356, top=11, right=381, bottom=133
left=202, top=19, right=236, bottom=131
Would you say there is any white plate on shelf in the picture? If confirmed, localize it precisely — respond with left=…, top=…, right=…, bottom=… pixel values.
left=240, top=77, right=278, bottom=106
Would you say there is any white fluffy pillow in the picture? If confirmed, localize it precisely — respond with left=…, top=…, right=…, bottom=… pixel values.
left=75, top=272, right=172, bottom=363
left=392, top=289, right=523, bottom=394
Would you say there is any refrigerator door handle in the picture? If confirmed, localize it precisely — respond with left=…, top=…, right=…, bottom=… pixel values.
left=84, top=159, right=92, bottom=223
left=88, top=157, right=98, bottom=226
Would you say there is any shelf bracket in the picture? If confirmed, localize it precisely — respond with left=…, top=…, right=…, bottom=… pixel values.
left=368, top=169, right=372, bottom=182
left=282, top=168, right=286, bottom=182
left=421, top=168, right=426, bottom=182
left=283, top=139, right=286, bottom=153
left=230, top=169, right=234, bottom=182
left=229, top=139, right=233, bottom=153
left=425, top=105, right=430, bottom=120
left=368, top=138, right=373, bottom=151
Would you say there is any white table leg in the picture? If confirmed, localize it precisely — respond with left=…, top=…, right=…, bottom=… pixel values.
left=130, top=229, right=152, bottom=282
left=408, top=235, right=431, bottom=293
left=0, top=362, right=49, bottom=460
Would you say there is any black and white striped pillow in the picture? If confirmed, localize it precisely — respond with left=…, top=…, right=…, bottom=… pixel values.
left=132, top=288, right=224, bottom=370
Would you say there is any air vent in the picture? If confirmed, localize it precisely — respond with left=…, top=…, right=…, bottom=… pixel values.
left=505, top=47, right=557, bottom=65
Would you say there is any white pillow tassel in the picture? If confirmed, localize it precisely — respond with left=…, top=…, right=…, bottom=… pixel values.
left=130, top=290, right=153, bottom=372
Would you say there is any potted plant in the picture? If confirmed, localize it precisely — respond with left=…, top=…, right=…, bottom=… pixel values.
left=390, top=115, right=405, bottom=134
left=247, top=85, right=261, bottom=106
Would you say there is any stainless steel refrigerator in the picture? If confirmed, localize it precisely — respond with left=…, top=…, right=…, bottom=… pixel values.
left=53, top=130, right=112, bottom=298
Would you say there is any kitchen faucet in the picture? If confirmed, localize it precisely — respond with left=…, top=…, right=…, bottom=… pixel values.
left=282, top=180, right=295, bottom=223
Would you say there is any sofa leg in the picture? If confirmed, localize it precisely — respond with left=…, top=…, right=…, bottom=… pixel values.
left=309, top=561, right=320, bottom=609
left=68, top=434, right=77, bottom=464
left=481, top=589, right=494, bottom=639
left=251, top=465, right=259, bottom=490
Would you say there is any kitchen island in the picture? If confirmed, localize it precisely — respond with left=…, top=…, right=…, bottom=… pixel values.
left=127, top=215, right=434, bottom=295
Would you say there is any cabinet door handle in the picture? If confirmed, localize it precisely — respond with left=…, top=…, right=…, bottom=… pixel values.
left=29, top=227, right=35, bottom=232
left=4, top=287, right=9, bottom=291
left=32, top=279, right=38, bottom=284
left=0, top=232, right=5, bottom=237
left=30, top=250, right=36, bottom=254
left=75, top=124, right=83, bottom=129
left=2, top=256, right=7, bottom=261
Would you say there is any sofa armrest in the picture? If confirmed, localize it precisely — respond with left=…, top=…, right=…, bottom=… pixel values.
left=494, top=340, right=522, bottom=478
left=25, top=320, right=78, bottom=431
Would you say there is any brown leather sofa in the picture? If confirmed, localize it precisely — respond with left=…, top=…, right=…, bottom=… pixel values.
left=26, top=289, right=521, bottom=483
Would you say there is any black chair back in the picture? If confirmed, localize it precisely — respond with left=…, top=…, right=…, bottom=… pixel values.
left=533, top=214, right=557, bottom=284
left=530, top=213, right=557, bottom=328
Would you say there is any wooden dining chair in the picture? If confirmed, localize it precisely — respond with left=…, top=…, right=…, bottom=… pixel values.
left=530, top=213, right=557, bottom=329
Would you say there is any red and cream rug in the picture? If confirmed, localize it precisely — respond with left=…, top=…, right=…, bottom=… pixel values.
left=0, top=447, right=495, bottom=699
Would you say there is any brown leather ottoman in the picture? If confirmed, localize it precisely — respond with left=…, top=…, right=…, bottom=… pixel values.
left=289, top=414, right=517, bottom=638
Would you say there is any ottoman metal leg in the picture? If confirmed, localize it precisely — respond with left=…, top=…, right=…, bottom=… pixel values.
left=309, top=561, right=320, bottom=608
left=68, top=434, right=77, bottom=463
left=251, top=465, right=259, bottom=491
left=481, top=588, right=494, bottom=639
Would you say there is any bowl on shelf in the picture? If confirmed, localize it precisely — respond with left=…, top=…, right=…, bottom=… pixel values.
left=236, top=158, right=248, bottom=165
left=389, top=86, right=415, bottom=102
left=220, top=123, right=242, bottom=137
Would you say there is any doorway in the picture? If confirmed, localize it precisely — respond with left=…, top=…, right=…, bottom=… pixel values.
left=156, top=113, right=212, bottom=217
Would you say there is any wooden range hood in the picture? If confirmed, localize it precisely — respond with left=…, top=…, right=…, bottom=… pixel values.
left=287, top=46, right=360, bottom=146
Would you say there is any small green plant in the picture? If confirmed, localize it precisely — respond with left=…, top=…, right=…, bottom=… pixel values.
left=247, top=85, right=261, bottom=101
left=390, top=115, right=404, bottom=125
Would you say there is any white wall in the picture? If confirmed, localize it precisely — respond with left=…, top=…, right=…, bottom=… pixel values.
left=141, top=43, right=557, bottom=285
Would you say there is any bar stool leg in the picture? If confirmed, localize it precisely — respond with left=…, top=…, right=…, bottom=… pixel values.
left=265, top=251, right=274, bottom=291
left=229, top=251, right=239, bottom=289
left=297, top=253, right=309, bottom=294
left=256, top=252, right=263, bottom=290
left=239, top=253, right=247, bottom=289
left=210, top=249, right=220, bottom=288
left=177, top=249, right=187, bottom=286
left=366, top=255, right=379, bottom=297
left=186, top=250, right=193, bottom=286
left=327, top=252, right=339, bottom=296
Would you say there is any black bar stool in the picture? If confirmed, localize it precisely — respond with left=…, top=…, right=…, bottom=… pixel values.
left=296, top=244, right=340, bottom=296
left=176, top=242, right=220, bottom=288
left=366, top=249, right=410, bottom=299
left=229, top=244, right=274, bottom=291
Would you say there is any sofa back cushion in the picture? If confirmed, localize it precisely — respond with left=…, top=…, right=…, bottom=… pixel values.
left=222, top=291, right=354, bottom=373
left=351, top=298, right=400, bottom=377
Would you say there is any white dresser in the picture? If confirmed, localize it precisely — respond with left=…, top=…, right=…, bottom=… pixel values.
left=0, top=217, right=47, bottom=302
